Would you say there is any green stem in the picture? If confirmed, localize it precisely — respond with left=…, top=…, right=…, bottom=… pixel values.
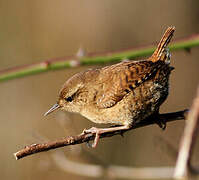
left=1, top=34, right=199, bottom=82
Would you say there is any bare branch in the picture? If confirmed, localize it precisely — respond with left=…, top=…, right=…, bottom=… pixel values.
left=51, top=150, right=175, bottom=179
left=14, top=110, right=187, bottom=160
left=174, top=87, right=199, bottom=178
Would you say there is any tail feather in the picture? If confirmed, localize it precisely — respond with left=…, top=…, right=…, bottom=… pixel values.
left=149, top=27, right=175, bottom=62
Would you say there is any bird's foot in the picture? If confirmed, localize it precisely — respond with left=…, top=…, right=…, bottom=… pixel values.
left=83, top=127, right=101, bottom=148
left=82, top=125, right=130, bottom=148
left=155, top=118, right=167, bottom=130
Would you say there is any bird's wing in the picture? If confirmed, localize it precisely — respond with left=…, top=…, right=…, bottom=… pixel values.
left=96, top=60, right=166, bottom=109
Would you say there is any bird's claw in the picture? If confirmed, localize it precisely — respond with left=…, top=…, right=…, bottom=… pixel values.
left=156, top=118, right=167, bottom=130
left=82, top=127, right=100, bottom=148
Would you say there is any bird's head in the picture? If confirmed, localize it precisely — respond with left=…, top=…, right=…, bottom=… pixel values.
left=44, top=72, right=86, bottom=116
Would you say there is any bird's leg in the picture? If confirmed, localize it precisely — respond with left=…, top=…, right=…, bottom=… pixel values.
left=155, top=117, right=167, bottom=130
left=152, top=109, right=167, bottom=130
left=83, top=125, right=130, bottom=148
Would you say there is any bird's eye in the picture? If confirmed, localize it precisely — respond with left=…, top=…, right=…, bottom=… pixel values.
left=65, top=96, right=73, bottom=102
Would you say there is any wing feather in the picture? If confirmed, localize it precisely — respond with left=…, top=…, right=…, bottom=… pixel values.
left=96, top=60, right=166, bottom=109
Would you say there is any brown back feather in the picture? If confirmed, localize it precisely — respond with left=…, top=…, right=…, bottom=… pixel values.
left=97, top=60, right=167, bottom=109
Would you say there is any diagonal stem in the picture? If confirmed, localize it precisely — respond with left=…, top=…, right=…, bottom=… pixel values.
left=1, top=34, right=199, bottom=82
left=174, top=88, right=199, bottom=178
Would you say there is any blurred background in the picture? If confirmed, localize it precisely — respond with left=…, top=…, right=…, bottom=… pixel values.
left=0, top=0, right=199, bottom=179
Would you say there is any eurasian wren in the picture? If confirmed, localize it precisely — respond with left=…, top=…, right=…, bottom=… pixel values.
left=45, top=27, right=175, bottom=147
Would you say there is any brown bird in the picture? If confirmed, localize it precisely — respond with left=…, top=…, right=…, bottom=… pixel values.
left=45, top=27, right=175, bottom=147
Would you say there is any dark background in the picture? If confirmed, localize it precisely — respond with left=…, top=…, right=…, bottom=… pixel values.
left=1, top=0, right=199, bottom=179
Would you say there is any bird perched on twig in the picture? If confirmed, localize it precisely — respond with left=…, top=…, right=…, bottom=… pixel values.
left=45, top=27, right=175, bottom=147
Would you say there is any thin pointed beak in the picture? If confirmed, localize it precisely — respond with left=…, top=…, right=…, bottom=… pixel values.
left=44, top=103, right=60, bottom=116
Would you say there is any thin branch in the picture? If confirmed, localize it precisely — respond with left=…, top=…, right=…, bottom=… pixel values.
left=107, top=165, right=174, bottom=179
left=14, top=110, right=187, bottom=160
left=34, top=133, right=175, bottom=179
left=1, top=34, right=199, bottom=82
left=51, top=150, right=175, bottom=179
left=174, top=87, right=199, bottom=178
left=51, top=151, right=104, bottom=178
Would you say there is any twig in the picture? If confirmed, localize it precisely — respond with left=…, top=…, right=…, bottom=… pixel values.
left=51, top=150, right=175, bottom=179
left=34, top=133, right=175, bottom=179
left=107, top=165, right=174, bottom=179
left=51, top=151, right=104, bottom=178
left=14, top=110, right=187, bottom=160
left=1, top=34, right=199, bottom=82
left=174, top=87, right=199, bottom=178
